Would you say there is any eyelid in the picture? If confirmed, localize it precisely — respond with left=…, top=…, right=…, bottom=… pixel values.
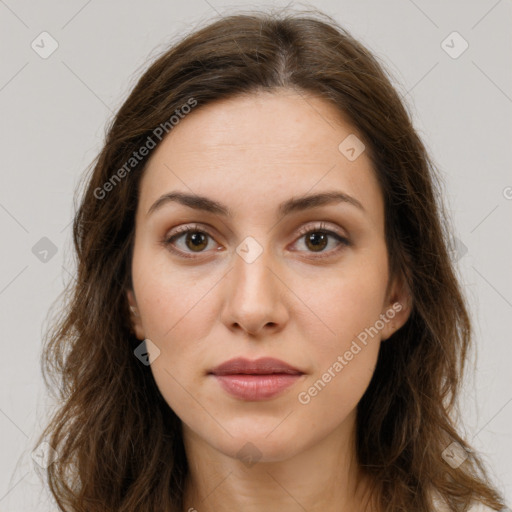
left=161, top=223, right=224, bottom=261
left=289, top=221, right=351, bottom=259
left=162, top=221, right=350, bottom=258
left=295, top=221, right=347, bottom=239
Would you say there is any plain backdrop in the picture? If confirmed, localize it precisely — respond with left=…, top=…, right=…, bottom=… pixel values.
left=0, top=1, right=511, bottom=510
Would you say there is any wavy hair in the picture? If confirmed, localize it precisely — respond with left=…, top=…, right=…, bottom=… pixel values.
left=35, top=7, right=506, bottom=512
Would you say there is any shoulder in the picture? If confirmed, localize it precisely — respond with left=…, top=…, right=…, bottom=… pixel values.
left=469, top=504, right=509, bottom=512
left=467, top=504, right=505, bottom=512
left=432, top=492, right=505, bottom=512
left=437, top=502, right=502, bottom=512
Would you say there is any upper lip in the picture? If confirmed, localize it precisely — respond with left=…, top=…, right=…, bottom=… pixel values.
left=209, top=357, right=304, bottom=376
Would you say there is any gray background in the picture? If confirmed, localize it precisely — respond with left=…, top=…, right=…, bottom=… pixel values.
left=1, top=0, right=511, bottom=510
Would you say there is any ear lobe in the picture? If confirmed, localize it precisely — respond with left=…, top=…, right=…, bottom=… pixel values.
left=380, top=274, right=413, bottom=341
left=126, top=289, right=145, bottom=340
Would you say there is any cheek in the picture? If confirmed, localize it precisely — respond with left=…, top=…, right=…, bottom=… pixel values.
left=294, top=346, right=378, bottom=449
left=295, top=288, right=383, bottom=431
left=296, top=250, right=389, bottom=356
left=133, top=244, right=219, bottom=344
left=131, top=253, right=224, bottom=406
left=135, top=270, right=220, bottom=419
left=132, top=236, right=388, bottom=436
left=292, top=248, right=388, bottom=413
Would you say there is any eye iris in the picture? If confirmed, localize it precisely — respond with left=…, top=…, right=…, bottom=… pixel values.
left=186, top=232, right=208, bottom=251
left=306, top=232, right=328, bottom=252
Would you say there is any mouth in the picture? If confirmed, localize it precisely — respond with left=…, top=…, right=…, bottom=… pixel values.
left=209, top=356, right=304, bottom=376
left=208, top=357, right=305, bottom=400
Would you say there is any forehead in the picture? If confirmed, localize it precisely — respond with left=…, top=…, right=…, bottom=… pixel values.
left=138, top=90, right=384, bottom=227
left=145, top=90, right=360, bottom=164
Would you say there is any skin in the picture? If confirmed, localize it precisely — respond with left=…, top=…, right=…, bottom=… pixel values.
left=127, top=89, right=412, bottom=512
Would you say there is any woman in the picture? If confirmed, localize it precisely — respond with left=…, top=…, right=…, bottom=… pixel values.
left=35, top=7, right=508, bottom=512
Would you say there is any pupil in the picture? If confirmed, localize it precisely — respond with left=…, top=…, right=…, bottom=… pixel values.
left=307, top=232, right=327, bottom=251
left=184, top=231, right=329, bottom=253
left=187, top=232, right=207, bottom=251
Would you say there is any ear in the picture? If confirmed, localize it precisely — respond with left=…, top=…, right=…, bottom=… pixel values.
left=380, top=271, right=413, bottom=341
left=126, top=288, right=145, bottom=340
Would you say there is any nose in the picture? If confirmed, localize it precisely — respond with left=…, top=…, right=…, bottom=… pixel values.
left=220, top=243, right=289, bottom=337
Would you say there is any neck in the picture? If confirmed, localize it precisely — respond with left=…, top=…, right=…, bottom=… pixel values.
left=181, top=411, right=378, bottom=512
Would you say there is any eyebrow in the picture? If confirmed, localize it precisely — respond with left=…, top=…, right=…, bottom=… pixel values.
left=146, top=190, right=365, bottom=218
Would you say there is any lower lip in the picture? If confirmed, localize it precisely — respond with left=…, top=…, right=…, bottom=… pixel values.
left=212, top=373, right=303, bottom=400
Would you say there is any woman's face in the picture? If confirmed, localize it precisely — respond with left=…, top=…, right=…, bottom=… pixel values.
left=127, top=90, right=411, bottom=462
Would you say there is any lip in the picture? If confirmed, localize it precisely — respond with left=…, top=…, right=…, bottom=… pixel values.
left=209, top=357, right=305, bottom=401
left=210, top=357, right=303, bottom=376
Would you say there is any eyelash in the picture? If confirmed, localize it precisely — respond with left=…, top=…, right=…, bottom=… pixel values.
left=161, top=222, right=351, bottom=260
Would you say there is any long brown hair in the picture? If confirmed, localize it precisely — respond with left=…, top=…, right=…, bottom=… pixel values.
left=35, top=7, right=507, bottom=512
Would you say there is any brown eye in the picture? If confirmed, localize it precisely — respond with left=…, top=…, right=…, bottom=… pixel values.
left=163, top=225, right=218, bottom=257
left=292, top=223, right=351, bottom=259
left=304, top=232, right=329, bottom=252
left=183, top=231, right=209, bottom=252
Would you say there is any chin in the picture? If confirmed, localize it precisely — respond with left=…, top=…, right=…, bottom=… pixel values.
left=208, top=426, right=305, bottom=465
